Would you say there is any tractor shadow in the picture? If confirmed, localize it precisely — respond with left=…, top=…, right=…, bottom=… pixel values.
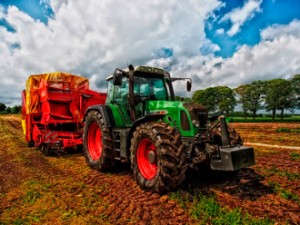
left=42, top=146, right=84, bottom=158
left=181, top=167, right=273, bottom=201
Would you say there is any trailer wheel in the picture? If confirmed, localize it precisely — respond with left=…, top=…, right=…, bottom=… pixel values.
left=41, top=144, right=50, bottom=156
left=27, top=141, right=34, bottom=147
left=83, top=110, right=113, bottom=171
left=130, top=122, right=188, bottom=193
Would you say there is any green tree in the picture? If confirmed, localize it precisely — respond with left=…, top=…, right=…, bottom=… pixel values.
left=175, top=96, right=182, bottom=101
left=235, top=81, right=265, bottom=120
left=175, top=96, right=192, bottom=102
left=0, top=103, right=6, bottom=112
left=183, top=97, right=192, bottom=103
left=11, top=105, right=22, bottom=114
left=291, top=74, right=300, bottom=108
left=192, top=88, right=218, bottom=112
left=215, top=86, right=236, bottom=117
left=277, top=80, right=297, bottom=119
left=248, top=81, right=265, bottom=120
left=265, top=79, right=296, bottom=120
left=192, top=86, right=236, bottom=116
left=234, top=84, right=251, bottom=119
left=5, top=107, right=12, bottom=114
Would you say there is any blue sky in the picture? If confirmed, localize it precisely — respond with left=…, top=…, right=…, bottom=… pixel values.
left=0, top=0, right=53, bottom=23
left=0, top=0, right=300, bottom=106
left=206, top=0, right=300, bottom=57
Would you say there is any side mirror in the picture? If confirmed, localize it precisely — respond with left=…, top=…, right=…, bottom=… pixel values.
left=187, top=80, right=192, bottom=92
left=113, top=69, right=123, bottom=86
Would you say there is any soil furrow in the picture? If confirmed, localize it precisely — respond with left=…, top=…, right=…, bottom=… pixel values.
left=1, top=115, right=300, bottom=224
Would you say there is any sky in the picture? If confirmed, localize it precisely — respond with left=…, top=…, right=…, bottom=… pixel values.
left=1, top=0, right=300, bottom=106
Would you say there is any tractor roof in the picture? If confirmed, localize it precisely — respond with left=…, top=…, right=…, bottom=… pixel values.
left=106, top=65, right=171, bottom=81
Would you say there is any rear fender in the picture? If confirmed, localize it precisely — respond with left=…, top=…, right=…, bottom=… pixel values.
left=84, top=105, right=114, bottom=128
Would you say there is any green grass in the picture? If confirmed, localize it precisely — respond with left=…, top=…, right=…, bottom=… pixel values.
left=290, top=152, right=300, bottom=161
left=228, top=116, right=300, bottom=123
left=276, top=128, right=291, bottom=132
left=23, top=191, right=42, bottom=205
left=264, top=166, right=300, bottom=181
left=276, top=127, right=300, bottom=133
left=170, top=192, right=272, bottom=225
left=269, top=182, right=300, bottom=206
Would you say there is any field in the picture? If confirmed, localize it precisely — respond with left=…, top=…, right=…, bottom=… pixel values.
left=0, top=115, right=300, bottom=224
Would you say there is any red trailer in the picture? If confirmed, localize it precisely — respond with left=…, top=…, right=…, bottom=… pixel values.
left=21, top=72, right=106, bottom=154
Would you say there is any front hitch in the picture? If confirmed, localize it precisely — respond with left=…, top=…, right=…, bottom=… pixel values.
left=211, top=145, right=255, bottom=171
left=209, top=116, right=255, bottom=171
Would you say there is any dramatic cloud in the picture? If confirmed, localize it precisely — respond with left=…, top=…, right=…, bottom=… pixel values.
left=220, top=0, right=262, bottom=36
left=186, top=19, right=300, bottom=92
left=1, top=0, right=300, bottom=105
left=0, top=0, right=221, bottom=105
left=261, top=19, right=300, bottom=40
left=0, top=5, right=4, bottom=18
left=216, top=28, right=224, bottom=35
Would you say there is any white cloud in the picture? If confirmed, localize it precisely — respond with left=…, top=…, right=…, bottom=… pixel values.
left=1, top=1, right=300, bottom=106
left=220, top=0, right=262, bottom=36
left=149, top=18, right=300, bottom=96
left=216, top=28, right=224, bottom=35
left=261, top=19, right=300, bottom=40
left=0, top=5, right=4, bottom=19
left=0, top=0, right=222, bottom=105
left=186, top=20, right=300, bottom=93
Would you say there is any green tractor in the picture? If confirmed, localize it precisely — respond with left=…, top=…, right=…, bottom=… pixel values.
left=83, top=65, right=255, bottom=193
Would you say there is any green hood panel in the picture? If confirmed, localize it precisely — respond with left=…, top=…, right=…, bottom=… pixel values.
left=146, top=100, right=181, bottom=112
left=146, top=101, right=197, bottom=137
left=108, top=100, right=198, bottom=137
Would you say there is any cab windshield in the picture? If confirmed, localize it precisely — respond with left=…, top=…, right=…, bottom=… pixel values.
left=134, top=76, right=168, bottom=100
left=106, top=76, right=170, bottom=104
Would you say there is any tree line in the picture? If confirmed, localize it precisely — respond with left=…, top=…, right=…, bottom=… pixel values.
left=1, top=74, right=299, bottom=119
left=0, top=103, right=21, bottom=114
left=190, top=74, right=300, bottom=120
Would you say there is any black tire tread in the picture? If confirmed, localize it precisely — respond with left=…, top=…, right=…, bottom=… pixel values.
left=83, top=110, right=113, bottom=171
left=130, top=122, right=188, bottom=193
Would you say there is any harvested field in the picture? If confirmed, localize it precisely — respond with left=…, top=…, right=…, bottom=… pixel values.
left=0, top=115, right=299, bottom=224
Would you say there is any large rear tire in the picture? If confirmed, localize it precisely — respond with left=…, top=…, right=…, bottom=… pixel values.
left=130, top=122, right=188, bottom=193
left=83, top=110, right=113, bottom=171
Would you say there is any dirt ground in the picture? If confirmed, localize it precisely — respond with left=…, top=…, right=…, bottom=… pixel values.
left=0, top=115, right=299, bottom=224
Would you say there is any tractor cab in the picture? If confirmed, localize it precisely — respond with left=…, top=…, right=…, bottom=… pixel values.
left=105, top=65, right=191, bottom=126
left=106, top=66, right=171, bottom=125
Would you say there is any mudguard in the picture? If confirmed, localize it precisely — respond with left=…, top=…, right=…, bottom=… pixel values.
left=85, top=105, right=114, bottom=128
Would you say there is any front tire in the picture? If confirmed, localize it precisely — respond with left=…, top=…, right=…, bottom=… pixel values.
left=130, top=122, right=188, bottom=193
left=83, top=110, right=113, bottom=171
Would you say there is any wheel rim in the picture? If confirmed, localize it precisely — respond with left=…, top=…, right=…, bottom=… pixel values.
left=137, top=138, right=157, bottom=180
left=87, top=122, right=102, bottom=161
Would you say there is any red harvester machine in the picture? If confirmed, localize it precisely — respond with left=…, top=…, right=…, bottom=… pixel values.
left=21, top=72, right=106, bottom=155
